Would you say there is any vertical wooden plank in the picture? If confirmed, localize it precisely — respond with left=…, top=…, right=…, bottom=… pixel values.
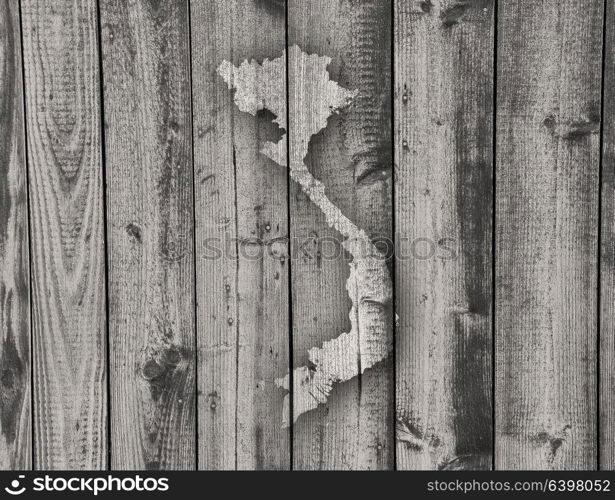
left=191, top=0, right=289, bottom=470
left=288, top=0, right=394, bottom=470
left=99, top=0, right=195, bottom=469
left=395, top=0, right=494, bottom=470
left=21, top=0, right=107, bottom=469
left=601, top=0, right=615, bottom=471
left=496, top=0, right=602, bottom=470
left=0, top=0, right=30, bottom=470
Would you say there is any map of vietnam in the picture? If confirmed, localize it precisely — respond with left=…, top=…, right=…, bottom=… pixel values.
left=219, top=45, right=393, bottom=426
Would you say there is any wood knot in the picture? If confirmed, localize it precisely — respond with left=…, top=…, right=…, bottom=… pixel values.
left=531, top=425, right=572, bottom=462
left=126, top=223, right=141, bottom=243
left=543, top=114, right=600, bottom=140
left=396, top=418, right=440, bottom=451
left=141, top=359, right=165, bottom=380
left=420, top=1, right=433, bottom=13
left=439, top=454, right=489, bottom=470
left=441, top=3, right=469, bottom=27
left=141, top=346, right=183, bottom=381
left=207, top=391, right=221, bottom=411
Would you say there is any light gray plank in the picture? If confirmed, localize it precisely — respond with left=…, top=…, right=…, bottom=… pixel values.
left=190, top=0, right=289, bottom=470
left=99, top=0, right=195, bottom=469
left=21, top=0, right=107, bottom=469
left=496, top=0, right=602, bottom=470
left=0, top=0, right=31, bottom=470
left=394, top=0, right=494, bottom=470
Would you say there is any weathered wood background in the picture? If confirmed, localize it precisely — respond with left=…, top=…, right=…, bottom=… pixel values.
left=0, top=0, right=612, bottom=470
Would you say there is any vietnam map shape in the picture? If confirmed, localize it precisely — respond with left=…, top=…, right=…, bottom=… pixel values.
left=219, top=45, right=393, bottom=426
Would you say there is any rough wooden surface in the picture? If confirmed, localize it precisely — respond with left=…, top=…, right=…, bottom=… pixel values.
left=601, top=0, right=615, bottom=472
left=2, top=0, right=614, bottom=472
left=99, top=0, right=195, bottom=470
left=288, top=0, right=394, bottom=470
left=395, top=0, right=494, bottom=471
left=20, top=0, right=107, bottom=469
left=0, top=0, right=30, bottom=470
left=191, top=0, right=289, bottom=470
left=495, top=0, right=602, bottom=470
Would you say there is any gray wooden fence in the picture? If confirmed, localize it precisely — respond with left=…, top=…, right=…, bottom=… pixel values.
left=0, top=0, right=612, bottom=470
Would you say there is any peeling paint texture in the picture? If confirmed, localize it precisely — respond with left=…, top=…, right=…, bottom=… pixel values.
left=219, top=45, right=393, bottom=426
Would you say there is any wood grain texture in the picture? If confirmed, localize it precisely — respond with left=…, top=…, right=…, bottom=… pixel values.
left=99, top=0, right=195, bottom=469
left=5, top=0, right=614, bottom=470
left=191, top=0, right=289, bottom=470
left=20, top=0, right=107, bottom=469
left=496, top=0, right=602, bottom=470
left=0, top=0, right=30, bottom=470
left=395, top=0, right=494, bottom=471
left=288, top=0, right=393, bottom=470
left=601, top=0, right=615, bottom=471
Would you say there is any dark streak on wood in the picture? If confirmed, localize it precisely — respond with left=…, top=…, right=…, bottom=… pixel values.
left=452, top=79, right=492, bottom=466
left=0, top=333, right=22, bottom=443
left=451, top=314, right=491, bottom=463
left=0, top=1, right=30, bottom=466
left=254, top=0, right=285, bottom=14
left=395, top=0, right=494, bottom=470
left=0, top=0, right=15, bottom=237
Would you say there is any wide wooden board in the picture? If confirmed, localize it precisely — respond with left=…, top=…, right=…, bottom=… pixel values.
left=190, top=0, right=289, bottom=470
left=99, top=0, right=196, bottom=470
left=495, top=0, right=602, bottom=470
left=394, top=0, right=494, bottom=471
left=21, top=0, right=107, bottom=469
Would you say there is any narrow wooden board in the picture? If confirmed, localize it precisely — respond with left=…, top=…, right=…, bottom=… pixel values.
left=99, top=0, right=196, bottom=469
left=20, top=0, right=107, bottom=469
left=394, top=0, right=494, bottom=471
left=495, top=0, right=602, bottom=470
left=601, top=0, right=615, bottom=471
left=0, top=0, right=31, bottom=470
left=190, top=0, right=289, bottom=470
left=288, top=0, right=394, bottom=470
